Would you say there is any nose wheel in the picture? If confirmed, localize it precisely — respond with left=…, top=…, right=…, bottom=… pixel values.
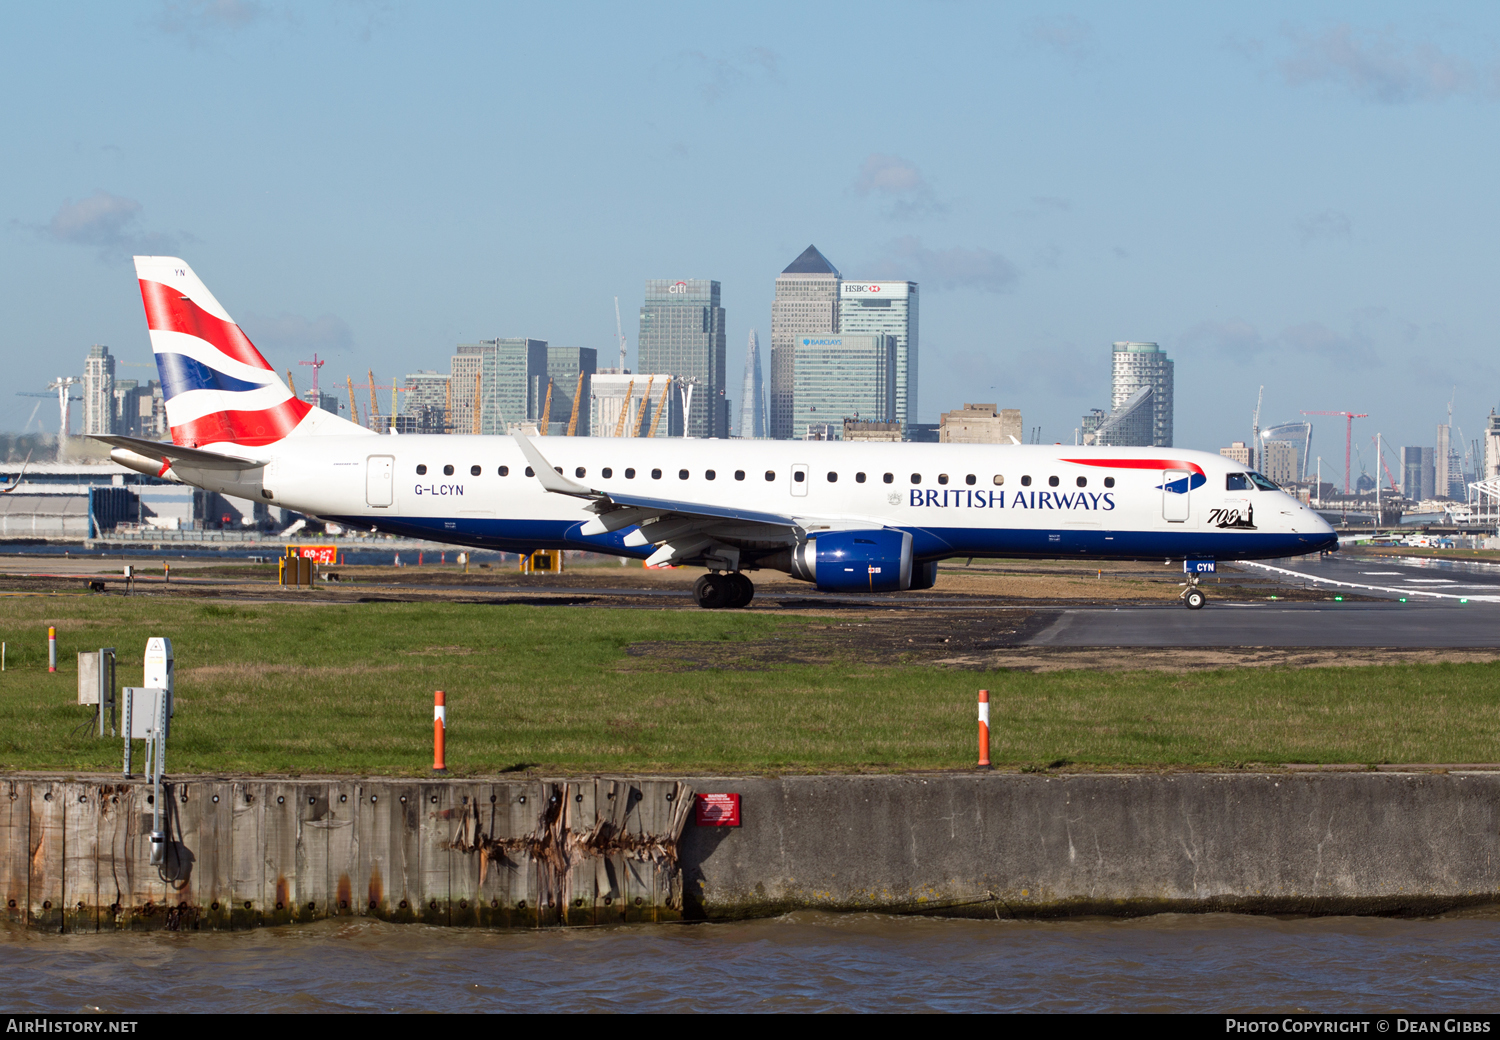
left=693, top=572, right=755, bottom=609
left=1180, top=573, right=1207, bottom=610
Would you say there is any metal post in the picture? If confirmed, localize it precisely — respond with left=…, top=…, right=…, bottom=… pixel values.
left=122, top=686, right=133, bottom=778
left=48, top=627, right=56, bottom=672
left=149, top=690, right=167, bottom=865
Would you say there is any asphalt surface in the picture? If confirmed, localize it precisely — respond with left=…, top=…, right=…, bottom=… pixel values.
left=1246, top=552, right=1500, bottom=603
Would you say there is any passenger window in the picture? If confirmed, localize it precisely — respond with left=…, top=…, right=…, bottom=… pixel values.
left=992, top=475, right=1004, bottom=486
left=443, top=465, right=455, bottom=476
left=1021, top=475, right=1032, bottom=486
left=911, top=473, right=921, bottom=485
left=601, top=467, right=612, bottom=478
left=883, top=473, right=894, bottom=484
left=765, top=470, right=775, bottom=481
left=856, top=472, right=866, bottom=483
left=965, top=474, right=976, bottom=486
left=678, top=469, right=689, bottom=480
left=1076, top=477, right=1087, bottom=487
left=938, top=474, right=949, bottom=485
left=1226, top=473, right=1250, bottom=491
left=1104, top=477, right=1115, bottom=488
left=794, top=471, right=805, bottom=483
left=1048, top=476, right=1059, bottom=487
left=416, top=465, right=427, bottom=475
left=652, top=469, right=662, bottom=479
left=575, top=467, right=586, bottom=478
left=625, top=468, right=636, bottom=479
left=525, top=467, right=535, bottom=477
left=734, top=470, right=745, bottom=481
left=705, top=470, right=716, bottom=480
left=827, top=472, right=838, bottom=483
left=498, top=465, right=508, bottom=476
left=470, top=465, right=481, bottom=476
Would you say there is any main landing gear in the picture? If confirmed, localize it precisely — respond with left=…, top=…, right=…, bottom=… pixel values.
left=1180, top=573, right=1207, bottom=610
left=693, top=572, right=755, bottom=609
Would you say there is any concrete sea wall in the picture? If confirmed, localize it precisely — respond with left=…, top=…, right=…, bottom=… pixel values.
left=4, top=772, right=1499, bottom=931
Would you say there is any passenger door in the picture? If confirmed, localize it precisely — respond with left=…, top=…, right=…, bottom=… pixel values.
left=366, top=455, right=394, bottom=508
left=790, top=463, right=809, bottom=497
left=1162, top=469, right=1190, bottom=522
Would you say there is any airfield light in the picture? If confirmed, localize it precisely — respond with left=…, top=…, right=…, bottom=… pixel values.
left=1334, top=595, right=1343, bottom=601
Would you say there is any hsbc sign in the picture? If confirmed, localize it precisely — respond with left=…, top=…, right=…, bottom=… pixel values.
left=841, top=282, right=910, bottom=299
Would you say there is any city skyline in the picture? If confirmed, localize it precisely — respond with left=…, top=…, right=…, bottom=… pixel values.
left=4, top=3, right=1500, bottom=464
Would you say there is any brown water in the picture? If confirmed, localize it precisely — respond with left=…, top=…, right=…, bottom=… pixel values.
left=4, top=912, right=1500, bottom=1013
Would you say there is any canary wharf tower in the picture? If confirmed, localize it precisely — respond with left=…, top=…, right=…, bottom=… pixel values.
left=770, top=245, right=840, bottom=440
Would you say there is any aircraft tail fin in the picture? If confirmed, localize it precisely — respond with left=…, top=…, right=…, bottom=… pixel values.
left=132, top=256, right=370, bottom=450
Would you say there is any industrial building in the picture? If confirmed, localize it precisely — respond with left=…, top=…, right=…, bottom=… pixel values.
left=939, top=404, right=1022, bottom=444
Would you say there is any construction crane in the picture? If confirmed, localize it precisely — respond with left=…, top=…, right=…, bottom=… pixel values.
left=1372, top=435, right=1402, bottom=494
left=1301, top=410, right=1368, bottom=494
left=565, top=371, right=585, bottom=436
left=647, top=377, right=673, bottom=438
left=350, top=373, right=405, bottom=432
left=634, top=376, right=655, bottom=437
left=612, top=379, right=634, bottom=438
left=286, top=371, right=297, bottom=398
left=614, top=297, right=628, bottom=371
left=345, top=376, right=360, bottom=428
left=298, top=353, right=326, bottom=403
left=539, top=378, right=554, bottom=436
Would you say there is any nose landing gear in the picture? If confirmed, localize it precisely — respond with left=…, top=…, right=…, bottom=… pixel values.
left=1180, top=572, right=1207, bottom=610
left=693, top=572, right=755, bottom=609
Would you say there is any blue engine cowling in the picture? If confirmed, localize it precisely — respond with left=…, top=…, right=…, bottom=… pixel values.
left=789, top=530, right=913, bottom=593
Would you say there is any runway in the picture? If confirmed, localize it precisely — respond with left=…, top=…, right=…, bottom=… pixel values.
left=1242, top=551, right=1500, bottom=603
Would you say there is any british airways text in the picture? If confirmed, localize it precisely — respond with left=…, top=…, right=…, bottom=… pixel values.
left=908, top=489, right=1116, bottom=510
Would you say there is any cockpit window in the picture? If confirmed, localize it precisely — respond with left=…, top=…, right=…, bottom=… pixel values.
left=1247, top=471, right=1279, bottom=491
left=1226, top=473, right=1250, bottom=491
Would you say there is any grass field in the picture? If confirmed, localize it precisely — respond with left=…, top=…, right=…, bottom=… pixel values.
left=2, top=595, right=1498, bottom=774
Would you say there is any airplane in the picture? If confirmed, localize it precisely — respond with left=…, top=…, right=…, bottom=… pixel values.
left=97, top=256, right=1338, bottom=610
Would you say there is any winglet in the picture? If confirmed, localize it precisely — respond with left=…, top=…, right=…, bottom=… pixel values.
left=511, top=432, right=596, bottom=497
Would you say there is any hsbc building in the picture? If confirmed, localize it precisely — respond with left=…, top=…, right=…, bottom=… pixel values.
left=839, top=281, right=918, bottom=431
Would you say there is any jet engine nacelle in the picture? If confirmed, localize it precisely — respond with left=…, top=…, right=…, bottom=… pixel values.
left=789, top=530, right=913, bottom=593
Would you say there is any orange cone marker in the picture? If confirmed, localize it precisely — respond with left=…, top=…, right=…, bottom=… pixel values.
left=433, top=690, right=447, bottom=773
left=977, top=689, right=991, bottom=770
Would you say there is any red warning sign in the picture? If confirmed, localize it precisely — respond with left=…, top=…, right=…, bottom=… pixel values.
left=694, top=793, right=741, bottom=827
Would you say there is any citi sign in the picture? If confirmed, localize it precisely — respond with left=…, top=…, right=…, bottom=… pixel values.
left=668, top=281, right=690, bottom=294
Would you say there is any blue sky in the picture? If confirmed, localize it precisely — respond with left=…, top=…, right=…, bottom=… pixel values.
left=4, top=1, right=1499, bottom=478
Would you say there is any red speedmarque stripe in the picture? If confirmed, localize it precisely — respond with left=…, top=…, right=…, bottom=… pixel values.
left=1062, top=458, right=1205, bottom=474
left=170, top=397, right=311, bottom=448
left=139, top=279, right=275, bottom=372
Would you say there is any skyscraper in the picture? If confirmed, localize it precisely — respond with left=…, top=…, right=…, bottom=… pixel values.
left=533, top=347, right=597, bottom=435
left=638, top=280, right=727, bottom=438
left=838, top=281, right=918, bottom=429
left=770, top=245, right=840, bottom=440
left=451, top=338, right=547, bottom=435
left=82, top=344, right=115, bottom=437
left=1110, top=342, right=1173, bottom=447
left=739, top=329, right=766, bottom=438
left=790, top=333, right=896, bottom=439
left=401, top=370, right=450, bottom=434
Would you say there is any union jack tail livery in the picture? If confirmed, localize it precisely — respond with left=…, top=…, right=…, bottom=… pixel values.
left=133, top=256, right=365, bottom=452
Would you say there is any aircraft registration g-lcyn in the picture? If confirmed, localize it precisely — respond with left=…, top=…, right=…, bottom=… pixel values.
left=99, top=257, right=1338, bottom=610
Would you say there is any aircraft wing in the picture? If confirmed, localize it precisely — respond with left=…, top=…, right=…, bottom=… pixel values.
left=92, top=435, right=263, bottom=473
left=512, top=433, right=807, bottom=568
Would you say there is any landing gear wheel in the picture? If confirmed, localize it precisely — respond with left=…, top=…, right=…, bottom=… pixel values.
left=722, top=573, right=754, bottom=609
left=693, top=573, right=730, bottom=609
left=1184, top=589, right=1206, bottom=610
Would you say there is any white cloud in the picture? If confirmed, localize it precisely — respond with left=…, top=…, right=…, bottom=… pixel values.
left=681, top=47, right=779, bottom=103
left=35, top=191, right=180, bottom=261
left=1298, top=209, right=1353, bottom=243
left=1280, top=24, right=1489, bottom=104
left=869, top=236, right=1019, bottom=293
left=156, top=0, right=267, bottom=36
left=852, top=154, right=945, bottom=219
left=1025, top=15, right=1093, bottom=58
left=242, top=312, right=355, bottom=358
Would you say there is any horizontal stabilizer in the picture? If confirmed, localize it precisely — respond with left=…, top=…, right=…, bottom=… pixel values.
left=93, top=435, right=261, bottom=471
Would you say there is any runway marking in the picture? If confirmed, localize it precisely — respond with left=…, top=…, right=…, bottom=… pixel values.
left=1403, top=579, right=1456, bottom=584
left=1243, top=562, right=1500, bottom=603
left=1361, top=571, right=1403, bottom=575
